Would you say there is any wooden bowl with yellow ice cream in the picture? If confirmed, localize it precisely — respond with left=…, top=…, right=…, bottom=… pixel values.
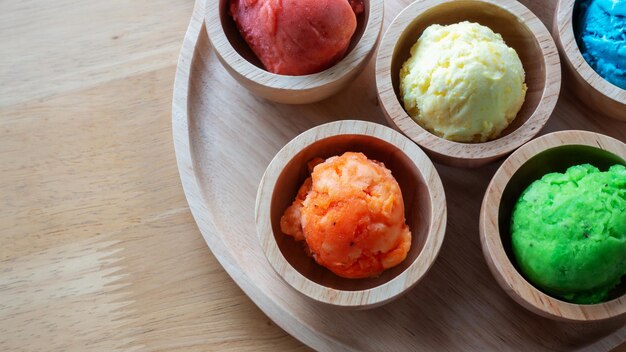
left=375, top=0, right=561, bottom=168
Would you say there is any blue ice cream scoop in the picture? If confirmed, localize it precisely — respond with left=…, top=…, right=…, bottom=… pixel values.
left=575, top=0, right=626, bottom=90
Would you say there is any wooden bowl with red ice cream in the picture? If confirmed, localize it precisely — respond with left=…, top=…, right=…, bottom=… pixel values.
left=255, top=120, right=447, bottom=309
left=207, top=0, right=383, bottom=104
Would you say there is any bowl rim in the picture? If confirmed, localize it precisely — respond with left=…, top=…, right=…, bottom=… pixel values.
left=554, top=0, right=626, bottom=104
left=255, top=120, right=447, bottom=308
left=375, top=0, right=561, bottom=166
left=205, top=0, right=384, bottom=89
left=479, top=130, right=626, bottom=321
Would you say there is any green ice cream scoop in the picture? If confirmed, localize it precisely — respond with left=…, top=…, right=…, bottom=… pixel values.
left=511, top=164, right=626, bottom=304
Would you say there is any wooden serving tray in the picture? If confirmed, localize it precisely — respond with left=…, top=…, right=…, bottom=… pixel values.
left=173, top=0, right=626, bottom=350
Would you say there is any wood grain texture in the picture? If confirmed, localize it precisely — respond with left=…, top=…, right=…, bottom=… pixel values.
left=205, top=0, right=383, bottom=104
left=375, top=0, right=561, bottom=168
left=173, top=0, right=626, bottom=351
left=0, top=0, right=309, bottom=350
left=553, top=0, right=626, bottom=121
left=480, top=131, right=626, bottom=321
left=255, top=121, right=446, bottom=308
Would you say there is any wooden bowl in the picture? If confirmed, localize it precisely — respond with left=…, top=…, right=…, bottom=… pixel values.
left=375, top=0, right=561, bottom=168
left=480, top=130, right=626, bottom=321
left=552, top=0, right=626, bottom=121
left=553, top=0, right=626, bottom=121
left=206, top=0, right=383, bottom=104
left=255, top=120, right=446, bottom=309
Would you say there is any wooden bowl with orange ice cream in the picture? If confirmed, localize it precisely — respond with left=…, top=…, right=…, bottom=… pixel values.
left=206, top=0, right=383, bottom=104
left=255, top=120, right=447, bottom=309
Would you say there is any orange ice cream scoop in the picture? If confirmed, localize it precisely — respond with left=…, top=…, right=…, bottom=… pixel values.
left=229, top=0, right=363, bottom=75
left=280, top=152, right=412, bottom=279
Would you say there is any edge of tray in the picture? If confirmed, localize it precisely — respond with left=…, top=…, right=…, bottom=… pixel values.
left=171, top=1, right=346, bottom=350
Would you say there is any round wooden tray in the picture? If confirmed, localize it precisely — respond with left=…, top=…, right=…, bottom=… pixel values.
left=173, top=0, right=626, bottom=350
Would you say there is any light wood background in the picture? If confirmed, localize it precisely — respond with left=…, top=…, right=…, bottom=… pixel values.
left=0, top=0, right=309, bottom=350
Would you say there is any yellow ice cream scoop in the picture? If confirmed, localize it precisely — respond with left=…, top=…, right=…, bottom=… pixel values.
left=400, top=21, right=527, bottom=143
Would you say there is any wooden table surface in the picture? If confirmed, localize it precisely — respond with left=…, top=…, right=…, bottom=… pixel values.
left=0, top=1, right=309, bottom=350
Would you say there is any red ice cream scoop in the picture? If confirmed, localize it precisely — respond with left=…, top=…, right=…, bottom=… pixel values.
left=230, top=0, right=364, bottom=76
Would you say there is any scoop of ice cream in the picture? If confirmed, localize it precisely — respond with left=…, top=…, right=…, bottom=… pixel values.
left=511, top=164, right=626, bottom=304
left=576, top=0, right=626, bottom=90
left=280, top=152, right=411, bottom=279
left=400, top=22, right=527, bottom=142
left=230, top=0, right=363, bottom=76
